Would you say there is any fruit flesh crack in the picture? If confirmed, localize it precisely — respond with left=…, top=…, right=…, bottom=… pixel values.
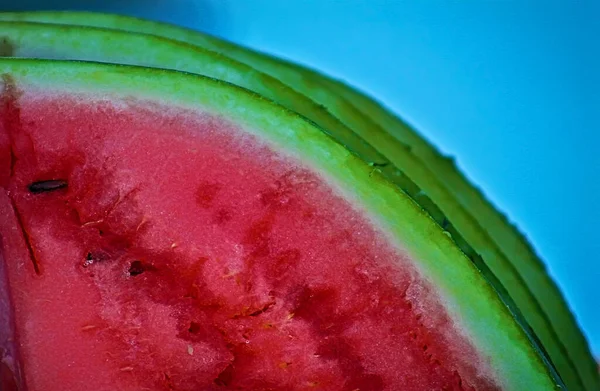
left=8, top=196, right=41, bottom=275
left=1, top=75, right=42, bottom=276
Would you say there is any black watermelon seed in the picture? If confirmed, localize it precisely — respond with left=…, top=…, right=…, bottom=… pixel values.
left=28, top=180, right=68, bottom=194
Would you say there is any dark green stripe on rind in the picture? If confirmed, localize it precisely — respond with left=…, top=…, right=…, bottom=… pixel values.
left=0, top=58, right=560, bottom=390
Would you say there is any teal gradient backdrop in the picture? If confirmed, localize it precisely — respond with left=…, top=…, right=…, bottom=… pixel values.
left=0, top=1, right=597, bottom=358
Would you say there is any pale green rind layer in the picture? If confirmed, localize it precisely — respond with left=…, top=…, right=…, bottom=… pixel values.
left=0, top=21, right=569, bottom=388
left=0, top=58, right=559, bottom=390
left=0, top=12, right=594, bottom=390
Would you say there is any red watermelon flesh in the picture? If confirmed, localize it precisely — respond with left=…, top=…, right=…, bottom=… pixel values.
left=0, top=82, right=499, bottom=390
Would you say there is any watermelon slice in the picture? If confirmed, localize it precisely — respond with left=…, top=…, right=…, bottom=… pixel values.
left=0, top=59, right=562, bottom=390
left=0, top=13, right=597, bottom=391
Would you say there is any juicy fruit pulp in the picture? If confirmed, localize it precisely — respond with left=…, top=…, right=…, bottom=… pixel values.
left=0, top=73, right=501, bottom=390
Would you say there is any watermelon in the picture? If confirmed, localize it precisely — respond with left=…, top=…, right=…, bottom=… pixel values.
left=0, top=13, right=597, bottom=391
left=0, top=11, right=596, bottom=391
left=0, top=58, right=555, bottom=390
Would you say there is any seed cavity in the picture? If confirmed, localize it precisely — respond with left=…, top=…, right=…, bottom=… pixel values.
left=128, top=260, right=151, bottom=276
left=81, top=251, right=111, bottom=268
left=188, top=322, right=201, bottom=334
left=28, top=179, right=68, bottom=194
left=82, top=253, right=94, bottom=268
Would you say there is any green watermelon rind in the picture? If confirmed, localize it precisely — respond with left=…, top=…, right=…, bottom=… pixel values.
left=1, top=57, right=559, bottom=390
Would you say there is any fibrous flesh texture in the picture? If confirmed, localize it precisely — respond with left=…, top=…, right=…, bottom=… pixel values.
left=0, top=82, right=500, bottom=390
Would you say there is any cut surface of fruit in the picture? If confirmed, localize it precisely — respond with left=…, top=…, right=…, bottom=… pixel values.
left=0, top=11, right=594, bottom=391
left=0, top=60, right=560, bottom=390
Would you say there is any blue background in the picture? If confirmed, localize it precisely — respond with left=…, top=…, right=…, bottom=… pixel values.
left=1, top=1, right=597, bottom=358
